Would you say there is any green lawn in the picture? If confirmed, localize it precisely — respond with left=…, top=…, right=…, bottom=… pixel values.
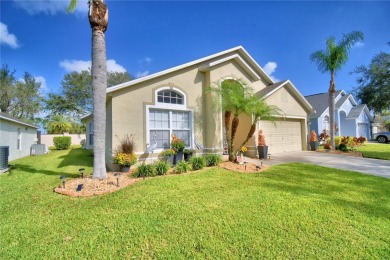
left=1, top=148, right=389, bottom=258
left=355, top=142, right=390, bottom=160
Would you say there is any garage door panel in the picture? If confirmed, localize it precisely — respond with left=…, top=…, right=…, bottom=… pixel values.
left=261, top=120, right=302, bottom=154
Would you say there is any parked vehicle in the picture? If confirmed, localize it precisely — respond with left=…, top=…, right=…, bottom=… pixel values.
left=372, top=132, right=390, bottom=143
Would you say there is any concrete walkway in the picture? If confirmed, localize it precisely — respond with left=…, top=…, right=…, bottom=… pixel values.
left=244, top=151, right=390, bottom=179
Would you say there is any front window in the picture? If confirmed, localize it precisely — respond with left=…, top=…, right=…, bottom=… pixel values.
left=149, top=109, right=191, bottom=149
left=157, top=90, right=183, bottom=104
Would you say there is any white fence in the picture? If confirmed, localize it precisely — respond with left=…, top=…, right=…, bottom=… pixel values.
left=40, top=133, right=86, bottom=147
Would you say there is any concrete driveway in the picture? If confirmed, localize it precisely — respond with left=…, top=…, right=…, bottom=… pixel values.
left=255, top=151, right=390, bottom=179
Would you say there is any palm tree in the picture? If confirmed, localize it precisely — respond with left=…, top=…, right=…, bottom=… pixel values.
left=310, top=31, right=364, bottom=149
left=208, top=80, right=280, bottom=162
left=68, top=0, right=108, bottom=178
left=237, top=95, right=281, bottom=151
left=46, top=115, right=72, bottom=134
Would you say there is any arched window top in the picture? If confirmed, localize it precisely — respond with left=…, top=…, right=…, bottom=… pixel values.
left=157, top=90, right=184, bottom=105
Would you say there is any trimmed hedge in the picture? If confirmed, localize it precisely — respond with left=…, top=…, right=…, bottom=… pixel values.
left=53, top=136, right=71, bottom=150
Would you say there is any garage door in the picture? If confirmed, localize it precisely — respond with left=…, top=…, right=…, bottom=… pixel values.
left=260, top=119, right=303, bottom=154
left=358, top=123, right=369, bottom=138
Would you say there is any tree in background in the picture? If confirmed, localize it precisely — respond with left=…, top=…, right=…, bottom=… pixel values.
left=0, top=64, right=44, bottom=120
left=46, top=115, right=72, bottom=134
left=310, top=31, right=364, bottom=149
left=353, top=44, right=390, bottom=114
left=45, top=70, right=132, bottom=117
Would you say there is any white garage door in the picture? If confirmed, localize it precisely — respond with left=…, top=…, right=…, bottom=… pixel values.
left=358, top=123, right=369, bottom=138
left=261, top=120, right=303, bottom=154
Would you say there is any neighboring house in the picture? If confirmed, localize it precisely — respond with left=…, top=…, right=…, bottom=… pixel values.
left=0, top=112, right=38, bottom=161
left=83, top=46, right=314, bottom=170
left=305, top=90, right=373, bottom=139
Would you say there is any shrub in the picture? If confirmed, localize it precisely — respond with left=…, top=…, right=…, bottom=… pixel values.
left=258, top=130, right=266, bottom=146
left=113, top=152, right=137, bottom=166
left=338, top=143, right=348, bottom=152
left=155, top=160, right=170, bottom=175
left=160, top=149, right=176, bottom=157
left=323, top=143, right=332, bottom=150
left=174, top=161, right=191, bottom=174
left=53, top=136, right=71, bottom=150
left=118, top=134, right=136, bottom=154
left=183, top=149, right=194, bottom=155
left=135, top=163, right=156, bottom=178
left=357, top=136, right=367, bottom=144
left=334, top=136, right=341, bottom=147
left=171, top=134, right=186, bottom=152
left=190, top=156, right=206, bottom=171
left=319, top=129, right=329, bottom=142
left=204, top=154, right=222, bottom=167
left=310, top=130, right=318, bottom=142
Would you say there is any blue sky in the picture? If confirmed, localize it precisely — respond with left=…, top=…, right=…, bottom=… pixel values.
left=1, top=0, right=389, bottom=98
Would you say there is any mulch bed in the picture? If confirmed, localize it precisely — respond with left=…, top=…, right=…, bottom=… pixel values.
left=54, top=161, right=268, bottom=197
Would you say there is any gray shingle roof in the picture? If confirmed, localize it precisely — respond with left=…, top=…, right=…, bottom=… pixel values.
left=257, top=80, right=288, bottom=97
left=0, top=112, right=38, bottom=128
left=304, top=90, right=343, bottom=117
left=347, top=105, right=365, bottom=119
left=335, top=94, right=350, bottom=108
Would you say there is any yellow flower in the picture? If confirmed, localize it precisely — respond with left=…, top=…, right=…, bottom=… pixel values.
left=240, top=146, right=248, bottom=153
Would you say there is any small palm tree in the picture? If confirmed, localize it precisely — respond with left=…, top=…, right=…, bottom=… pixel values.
left=46, top=115, right=72, bottom=134
left=310, top=31, right=364, bottom=149
left=238, top=95, right=282, bottom=151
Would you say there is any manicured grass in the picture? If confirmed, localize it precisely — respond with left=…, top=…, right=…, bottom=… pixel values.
left=1, top=148, right=389, bottom=258
left=356, top=142, right=390, bottom=160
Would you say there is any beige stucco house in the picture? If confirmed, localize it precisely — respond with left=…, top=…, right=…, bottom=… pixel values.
left=83, top=46, right=314, bottom=170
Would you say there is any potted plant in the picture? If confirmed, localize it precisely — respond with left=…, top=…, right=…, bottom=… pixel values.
left=171, top=134, right=185, bottom=164
left=239, top=146, right=247, bottom=164
left=113, top=152, right=137, bottom=172
left=183, top=148, right=194, bottom=162
left=160, top=149, right=176, bottom=165
left=257, top=129, right=268, bottom=159
left=310, top=130, right=318, bottom=151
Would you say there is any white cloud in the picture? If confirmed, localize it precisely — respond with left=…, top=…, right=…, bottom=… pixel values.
left=106, top=60, right=126, bottom=73
left=0, top=22, right=20, bottom=49
left=262, top=61, right=279, bottom=82
left=13, top=0, right=88, bottom=15
left=59, top=59, right=126, bottom=73
left=35, top=76, right=49, bottom=95
left=138, top=57, right=152, bottom=65
left=136, top=71, right=150, bottom=78
left=353, top=42, right=365, bottom=48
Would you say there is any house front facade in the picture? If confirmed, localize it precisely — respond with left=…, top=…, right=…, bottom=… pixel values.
left=83, top=46, right=314, bottom=170
left=305, top=90, right=373, bottom=139
left=0, top=112, right=38, bottom=162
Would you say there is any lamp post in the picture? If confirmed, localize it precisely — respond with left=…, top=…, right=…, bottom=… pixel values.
left=60, top=175, right=66, bottom=189
left=114, top=172, right=121, bottom=187
left=79, top=168, right=85, bottom=179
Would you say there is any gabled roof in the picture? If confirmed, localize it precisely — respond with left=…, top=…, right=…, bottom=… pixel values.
left=305, top=90, right=343, bottom=117
left=0, top=112, right=38, bottom=129
left=107, top=46, right=275, bottom=94
left=347, top=104, right=373, bottom=121
left=257, top=80, right=314, bottom=113
left=336, top=93, right=357, bottom=108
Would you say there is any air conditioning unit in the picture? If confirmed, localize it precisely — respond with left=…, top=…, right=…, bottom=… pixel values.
left=0, top=146, right=9, bottom=170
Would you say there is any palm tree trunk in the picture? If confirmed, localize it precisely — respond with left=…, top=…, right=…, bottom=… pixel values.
left=329, top=72, right=336, bottom=150
left=90, top=0, right=108, bottom=179
left=228, top=116, right=239, bottom=161
left=239, top=123, right=256, bottom=149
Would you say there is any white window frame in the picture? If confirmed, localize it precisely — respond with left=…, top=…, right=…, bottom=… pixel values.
left=323, top=115, right=330, bottom=133
left=146, top=87, right=193, bottom=152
